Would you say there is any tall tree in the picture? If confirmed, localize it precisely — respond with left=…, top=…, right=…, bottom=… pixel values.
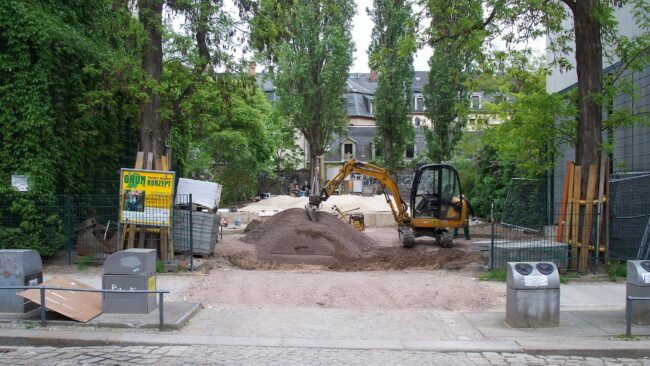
left=138, top=0, right=166, bottom=159
left=422, top=0, right=484, bottom=163
left=423, top=48, right=469, bottom=162
left=367, top=0, right=417, bottom=170
left=251, top=0, right=355, bottom=188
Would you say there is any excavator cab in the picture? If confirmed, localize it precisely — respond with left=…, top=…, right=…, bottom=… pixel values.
left=410, top=164, right=465, bottom=228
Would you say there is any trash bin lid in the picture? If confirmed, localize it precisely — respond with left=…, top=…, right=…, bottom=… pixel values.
left=0, top=249, right=43, bottom=276
left=627, top=260, right=650, bottom=286
left=103, top=249, right=156, bottom=275
left=506, top=262, right=560, bottom=289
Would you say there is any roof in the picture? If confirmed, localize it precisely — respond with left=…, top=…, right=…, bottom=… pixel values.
left=257, top=71, right=500, bottom=117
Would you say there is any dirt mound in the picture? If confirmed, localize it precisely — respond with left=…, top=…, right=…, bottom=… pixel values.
left=242, top=208, right=376, bottom=265
left=333, top=247, right=485, bottom=271
left=244, top=219, right=262, bottom=233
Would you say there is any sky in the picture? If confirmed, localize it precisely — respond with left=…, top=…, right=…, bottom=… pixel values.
left=349, top=0, right=545, bottom=73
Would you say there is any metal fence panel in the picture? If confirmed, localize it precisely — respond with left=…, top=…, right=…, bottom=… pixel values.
left=0, top=194, right=204, bottom=265
left=490, top=203, right=593, bottom=271
left=609, top=174, right=650, bottom=260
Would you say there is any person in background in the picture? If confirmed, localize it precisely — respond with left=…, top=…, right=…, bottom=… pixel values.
left=300, top=181, right=310, bottom=197
left=290, top=182, right=300, bottom=197
left=454, top=197, right=476, bottom=240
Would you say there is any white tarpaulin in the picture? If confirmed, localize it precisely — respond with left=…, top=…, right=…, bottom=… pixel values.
left=175, top=178, right=222, bottom=209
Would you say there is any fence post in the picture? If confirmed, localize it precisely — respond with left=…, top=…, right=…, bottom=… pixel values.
left=490, top=202, right=495, bottom=270
left=159, top=291, right=165, bottom=331
left=39, top=286, right=46, bottom=326
left=594, top=203, right=601, bottom=270
left=65, top=196, right=73, bottom=266
left=626, top=297, right=632, bottom=336
left=189, top=194, right=193, bottom=272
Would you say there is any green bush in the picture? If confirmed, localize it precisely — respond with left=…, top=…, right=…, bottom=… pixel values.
left=607, top=260, right=627, bottom=280
left=479, top=269, right=507, bottom=281
left=156, top=260, right=165, bottom=273
left=76, top=255, right=94, bottom=271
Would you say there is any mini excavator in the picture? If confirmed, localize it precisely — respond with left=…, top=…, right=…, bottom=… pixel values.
left=306, top=159, right=469, bottom=248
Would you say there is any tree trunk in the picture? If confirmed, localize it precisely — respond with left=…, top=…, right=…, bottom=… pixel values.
left=384, top=138, right=393, bottom=168
left=572, top=0, right=603, bottom=189
left=139, top=0, right=166, bottom=160
left=310, top=152, right=320, bottom=193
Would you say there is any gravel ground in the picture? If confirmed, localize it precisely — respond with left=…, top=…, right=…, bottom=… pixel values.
left=181, top=268, right=505, bottom=311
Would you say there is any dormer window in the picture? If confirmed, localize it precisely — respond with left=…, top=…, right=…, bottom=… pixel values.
left=471, top=95, right=480, bottom=111
left=341, top=138, right=357, bottom=160
left=415, top=97, right=424, bottom=112
left=405, top=144, right=415, bottom=159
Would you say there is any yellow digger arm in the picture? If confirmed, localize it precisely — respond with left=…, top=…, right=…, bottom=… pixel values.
left=312, top=159, right=410, bottom=225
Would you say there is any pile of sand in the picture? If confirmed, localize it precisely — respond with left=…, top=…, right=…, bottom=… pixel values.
left=242, top=208, right=376, bottom=266
left=241, top=195, right=399, bottom=213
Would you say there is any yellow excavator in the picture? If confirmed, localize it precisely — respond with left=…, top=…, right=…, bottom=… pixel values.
left=306, top=159, right=469, bottom=248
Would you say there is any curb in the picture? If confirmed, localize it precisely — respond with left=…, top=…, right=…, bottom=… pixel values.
left=1, top=329, right=649, bottom=357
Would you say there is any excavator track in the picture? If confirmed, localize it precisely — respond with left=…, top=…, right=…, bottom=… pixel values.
left=436, top=230, right=454, bottom=248
left=398, top=227, right=415, bottom=248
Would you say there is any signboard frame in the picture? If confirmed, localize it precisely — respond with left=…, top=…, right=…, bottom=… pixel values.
left=119, top=168, right=175, bottom=227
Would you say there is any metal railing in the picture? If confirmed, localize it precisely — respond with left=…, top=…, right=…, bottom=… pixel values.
left=625, top=296, right=650, bottom=336
left=0, top=286, right=170, bottom=331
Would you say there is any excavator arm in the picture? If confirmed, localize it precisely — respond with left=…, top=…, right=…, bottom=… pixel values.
left=307, top=159, right=410, bottom=226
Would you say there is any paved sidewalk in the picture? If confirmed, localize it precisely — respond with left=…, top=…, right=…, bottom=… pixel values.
left=0, top=281, right=649, bottom=364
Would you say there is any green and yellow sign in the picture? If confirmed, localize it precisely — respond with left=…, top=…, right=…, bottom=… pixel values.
left=120, top=169, right=175, bottom=226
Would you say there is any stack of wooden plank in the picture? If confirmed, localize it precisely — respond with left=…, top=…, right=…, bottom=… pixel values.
left=556, top=156, right=609, bottom=272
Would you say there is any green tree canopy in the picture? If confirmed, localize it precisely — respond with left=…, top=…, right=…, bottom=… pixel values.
left=368, top=0, right=417, bottom=170
left=251, top=0, right=355, bottom=187
left=422, top=0, right=485, bottom=163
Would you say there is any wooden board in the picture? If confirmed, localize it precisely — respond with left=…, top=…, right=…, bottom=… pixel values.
left=161, top=156, right=169, bottom=171
left=135, top=151, right=145, bottom=169
left=18, top=276, right=102, bottom=323
left=570, top=165, right=582, bottom=270
left=580, top=164, right=598, bottom=272
left=155, top=157, right=163, bottom=171
left=146, top=152, right=154, bottom=170
left=595, top=155, right=607, bottom=264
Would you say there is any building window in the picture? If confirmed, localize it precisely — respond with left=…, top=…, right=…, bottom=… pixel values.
left=471, top=95, right=480, bottom=111
left=414, top=117, right=421, bottom=127
left=405, top=145, right=415, bottom=159
left=343, top=142, right=354, bottom=160
left=416, top=97, right=424, bottom=112
left=369, top=101, right=374, bottom=115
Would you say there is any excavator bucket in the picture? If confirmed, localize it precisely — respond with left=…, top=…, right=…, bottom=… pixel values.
left=305, top=204, right=319, bottom=221
left=305, top=195, right=323, bottom=221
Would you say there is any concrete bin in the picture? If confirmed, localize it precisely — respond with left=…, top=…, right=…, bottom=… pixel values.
left=102, top=249, right=157, bottom=314
left=506, top=262, right=560, bottom=328
left=626, top=260, right=650, bottom=325
left=0, top=249, right=43, bottom=313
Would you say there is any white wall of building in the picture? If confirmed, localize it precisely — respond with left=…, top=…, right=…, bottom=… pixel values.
left=546, top=3, right=646, bottom=93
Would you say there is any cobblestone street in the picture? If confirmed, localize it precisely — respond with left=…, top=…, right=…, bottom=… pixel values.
left=0, top=346, right=648, bottom=366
